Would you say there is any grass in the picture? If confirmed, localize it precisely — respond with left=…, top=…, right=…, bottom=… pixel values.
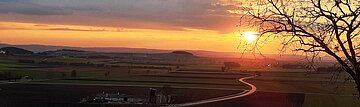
left=251, top=71, right=360, bottom=107
left=0, top=63, right=34, bottom=69
left=249, top=71, right=357, bottom=95
left=303, top=94, right=360, bottom=107
left=1, top=55, right=360, bottom=107
left=46, top=57, right=89, bottom=63
left=179, top=64, right=223, bottom=71
left=40, top=75, right=244, bottom=87
left=1, top=69, right=63, bottom=80
left=0, top=61, right=63, bottom=79
left=39, top=79, right=246, bottom=90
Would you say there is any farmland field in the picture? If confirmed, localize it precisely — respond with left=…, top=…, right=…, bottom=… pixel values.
left=0, top=54, right=359, bottom=107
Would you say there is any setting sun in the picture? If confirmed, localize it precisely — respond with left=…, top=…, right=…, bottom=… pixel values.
left=242, top=32, right=258, bottom=42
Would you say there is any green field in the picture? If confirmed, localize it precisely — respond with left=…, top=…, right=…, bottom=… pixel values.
left=303, top=94, right=360, bottom=107
left=1, top=54, right=360, bottom=107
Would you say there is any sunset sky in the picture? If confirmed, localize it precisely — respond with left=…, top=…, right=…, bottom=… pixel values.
left=0, top=0, right=281, bottom=53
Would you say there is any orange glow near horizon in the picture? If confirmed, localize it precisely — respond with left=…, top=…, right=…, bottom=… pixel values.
left=0, top=21, right=282, bottom=54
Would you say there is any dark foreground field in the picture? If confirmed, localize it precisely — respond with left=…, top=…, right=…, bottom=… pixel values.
left=0, top=83, right=241, bottom=107
left=195, top=91, right=305, bottom=107
left=0, top=83, right=309, bottom=107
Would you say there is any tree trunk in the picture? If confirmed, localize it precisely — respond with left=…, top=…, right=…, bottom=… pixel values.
left=355, top=77, right=360, bottom=96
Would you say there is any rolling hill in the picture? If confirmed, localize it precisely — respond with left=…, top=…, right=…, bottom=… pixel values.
left=0, top=47, right=34, bottom=55
left=0, top=43, right=334, bottom=61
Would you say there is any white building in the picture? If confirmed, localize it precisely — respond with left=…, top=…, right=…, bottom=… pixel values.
left=94, top=92, right=145, bottom=104
left=0, top=50, right=6, bottom=54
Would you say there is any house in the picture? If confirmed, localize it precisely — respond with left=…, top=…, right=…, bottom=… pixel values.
left=19, top=76, right=33, bottom=82
left=0, top=50, right=6, bottom=54
left=156, top=94, right=173, bottom=104
left=93, top=92, right=145, bottom=104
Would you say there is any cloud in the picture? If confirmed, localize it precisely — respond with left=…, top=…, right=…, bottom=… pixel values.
left=0, top=0, right=99, bottom=15
left=0, top=0, right=70, bottom=15
left=33, top=24, right=49, bottom=27
left=0, top=22, right=125, bottom=32
left=0, top=27, right=31, bottom=30
left=46, top=27, right=125, bottom=32
left=0, top=0, right=241, bottom=33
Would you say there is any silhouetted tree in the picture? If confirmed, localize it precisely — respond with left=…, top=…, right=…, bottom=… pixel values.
left=0, top=72, right=21, bottom=81
left=224, top=62, right=241, bottom=71
left=221, top=66, right=227, bottom=72
left=242, top=0, right=360, bottom=95
left=128, top=66, right=131, bottom=74
left=104, top=71, right=110, bottom=77
left=18, top=59, right=35, bottom=63
left=168, top=67, right=172, bottom=72
left=61, top=72, right=66, bottom=78
left=71, top=70, right=77, bottom=78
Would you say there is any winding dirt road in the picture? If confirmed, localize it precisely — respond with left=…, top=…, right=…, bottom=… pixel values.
left=172, top=75, right=257, bottom=107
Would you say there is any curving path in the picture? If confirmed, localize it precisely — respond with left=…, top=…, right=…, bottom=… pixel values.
left=172, top=75, right=257, bottom=107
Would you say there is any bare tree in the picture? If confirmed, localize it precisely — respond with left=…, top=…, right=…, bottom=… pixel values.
left=241, top=0, right=360, bottom=95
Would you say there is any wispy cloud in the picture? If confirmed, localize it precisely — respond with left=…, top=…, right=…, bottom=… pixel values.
left=0, top=0, right=70, bottom=15
left=46, top=27, right=124, bottom=32
left=0, top=0, right=240, bottom=33
left=0, top=22, right=125, bottom=32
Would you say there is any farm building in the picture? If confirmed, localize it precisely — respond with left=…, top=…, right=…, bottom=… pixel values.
left=93, top=92, right=145, bottom=104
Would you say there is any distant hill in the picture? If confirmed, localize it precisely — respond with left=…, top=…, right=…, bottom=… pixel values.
left=40, top=48, right=97, bottom=57
left=0, top=47, right=34, bottom=55
left=0, top=44, right=168, bottom=53
left=171, top=51, right=194, bottom=56
left=43, top=49, right=87, bottom=53
left=0, top=43, right=240, bottom=58
left=0, top=43, right=335, bottom=61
